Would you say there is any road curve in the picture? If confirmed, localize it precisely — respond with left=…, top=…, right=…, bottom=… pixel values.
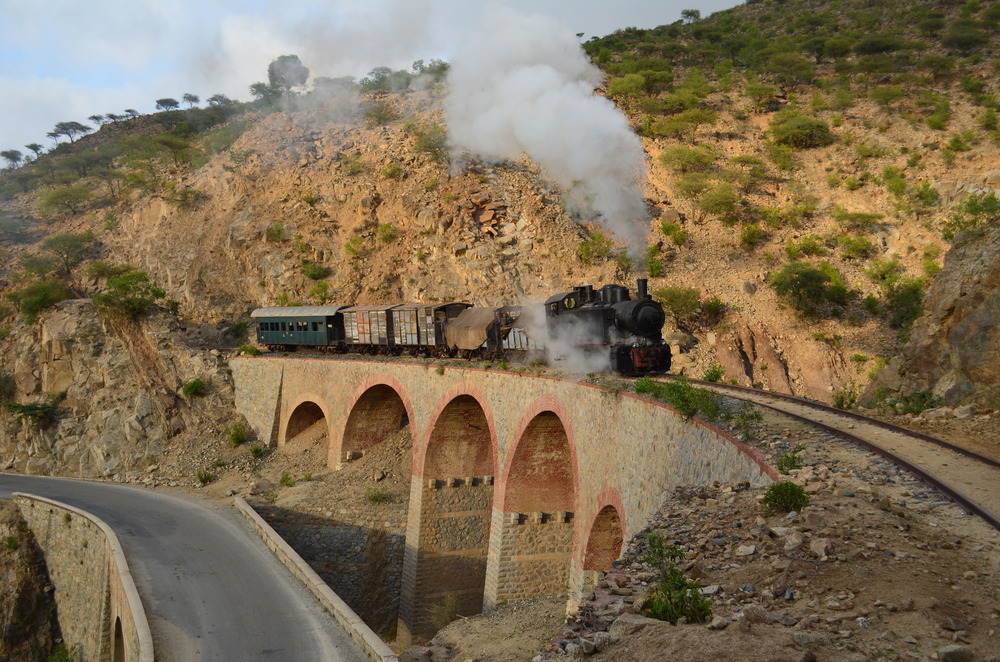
left=0, top=474, right=368, bottom=662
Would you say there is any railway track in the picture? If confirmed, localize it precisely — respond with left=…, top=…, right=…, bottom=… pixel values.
left=668, top=377, right=1000, bottom=532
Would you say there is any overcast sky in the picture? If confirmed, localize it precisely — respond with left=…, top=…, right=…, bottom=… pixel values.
left=0, top=0, right=743, bottom=156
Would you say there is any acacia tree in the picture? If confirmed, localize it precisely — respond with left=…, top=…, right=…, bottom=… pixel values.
left=52, top=121, right=92, bottom=143
left=38, top=185, right=92, bottom=215
left=268, top=54, right=310, bottom=94
left=681, top=9, right=701, bottom=23
left=207, top=94, right=235, bottom=106
left=25, top=143, right=44, bottom=159
left=124, top=109, right=140, bottom=119
left=155, top=98, right=180, bottom=111
left=41, top=230, right=96, bottom=275
left=1, top=149, right=23, bottom=169
left=182, top=93, right=199, bottom=108
left=88, top=114, right=106, bottom=125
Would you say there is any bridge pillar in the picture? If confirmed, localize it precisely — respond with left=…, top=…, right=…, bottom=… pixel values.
left=483, top=509, right=574, bottom=609
left=397, top=476, right=494, bottom=646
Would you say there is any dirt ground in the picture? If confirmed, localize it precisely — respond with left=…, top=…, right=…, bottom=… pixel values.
left=177, top=407, right=999, bottom=662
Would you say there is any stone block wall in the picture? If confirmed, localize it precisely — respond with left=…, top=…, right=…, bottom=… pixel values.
left=397, top=478, right=493, bottom=644
left=256, top=502, right=407, bottom=634
left=485, top=510, right=573, bottom=606
left=15, top=494, right=152, bottom=662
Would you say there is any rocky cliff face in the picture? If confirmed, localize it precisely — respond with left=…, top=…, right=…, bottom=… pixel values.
left=1, top=299, right=237, bottom=480
left=869, top=223, right=1000, bottom=407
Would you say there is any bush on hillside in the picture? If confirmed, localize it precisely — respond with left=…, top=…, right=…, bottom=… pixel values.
left=770, top=115, right=836, bottom=149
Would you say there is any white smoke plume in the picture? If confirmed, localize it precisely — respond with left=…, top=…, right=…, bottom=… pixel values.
left=445, top=6, right=650, bottom=252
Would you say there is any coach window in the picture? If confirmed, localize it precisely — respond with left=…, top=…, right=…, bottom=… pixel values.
left=311, top=322, right=318, bottom=331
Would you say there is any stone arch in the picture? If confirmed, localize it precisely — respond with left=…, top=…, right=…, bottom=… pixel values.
left=501, top=403, right=576, bottom=514
left=486, top=395, right=577, bottom=607
left=282, top=398, right=329, bottom=447
left=399, top=387, right=497, bottom=644
left=414, top=383, right=498, bottom=479
left=583, top=504, right=624, bottom=572
left=423, top=394, right=493, bottom=479
left=338, top=379, right=414, bottom=469
left=112, top=616, right=125, bottom=662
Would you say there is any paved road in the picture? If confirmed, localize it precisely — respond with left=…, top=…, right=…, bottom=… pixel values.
left=1, top=474, right=368, bottom=662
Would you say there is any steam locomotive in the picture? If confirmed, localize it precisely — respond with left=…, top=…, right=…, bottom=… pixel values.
left=250, top=278, right=670, bottom=376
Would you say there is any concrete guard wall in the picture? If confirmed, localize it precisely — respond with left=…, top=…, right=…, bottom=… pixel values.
left=14, top=493, right=154, bottom=662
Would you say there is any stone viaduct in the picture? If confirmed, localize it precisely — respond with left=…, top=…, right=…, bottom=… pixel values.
left=231, top=357, right=776, bottom=645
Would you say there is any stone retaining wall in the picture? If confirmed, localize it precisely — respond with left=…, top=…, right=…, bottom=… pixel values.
left=14, top=493, right=153, bottom=662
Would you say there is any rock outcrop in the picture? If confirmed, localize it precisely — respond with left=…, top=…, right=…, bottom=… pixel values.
left=869, top=223, right=1000, bottom=406
left=1, top=300, right=238, bottom=480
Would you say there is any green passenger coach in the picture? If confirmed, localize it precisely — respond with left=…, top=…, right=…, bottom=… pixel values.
left=251, top=306, right=348, bottom=349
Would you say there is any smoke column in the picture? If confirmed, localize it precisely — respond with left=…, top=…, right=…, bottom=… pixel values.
left=444, top=6, right=650, bottom=252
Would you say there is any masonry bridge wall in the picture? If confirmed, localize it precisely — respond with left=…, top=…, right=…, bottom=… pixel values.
left=231, top=357, right=774, bottom=645
left=15, top=494, right=153, bottom=662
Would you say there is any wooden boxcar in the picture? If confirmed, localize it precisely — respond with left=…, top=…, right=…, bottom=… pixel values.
left=342, top=305, right=398, bottom=349
left=392, top=302, right=471, bottom=353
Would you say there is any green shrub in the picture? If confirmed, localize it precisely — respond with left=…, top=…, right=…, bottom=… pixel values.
left=703, top=296, right=726, bottom=319
left=250, top=445, right=265, bottom=459
left=768, top=262, right=832, bottom=315
left=366, top=487, right=389, bottom=503
left=197, top=470, right=214, bottom=485
left=339, top=153, right=363, bottom=175
left=776, top=444, right=805, bottom=474
left=225, top=421, right=248, bottom=446
left=660, top=220, right=687, bottom=246
left=702, top=364, right=725, bottom=382
left=3, top=536, right=18, bottom=551
left=885, top=278, right=925, bottom=330
left=635, top=376, right=720, bottom=420
left=265, top=222, right=285, bottom=242
left=5, top=278, right=74, bottom=323
left=431, top=593, right=458, bottom=628
left=182, top=378, right=206, bottom=397
left=653, top=286, right=700, bottom=321
left=301, top=259, right=328, bottom=280
left=239, top=344, right=262, bottom=356
left=926, top=103, right=950, bottom=130
left=641, top=532, right=712, bottom=625
left=763, top=481, right=809, bottom=513
left=770, top=115, right=835, bottom=148
left=2, top=394, right=63, bottom=427
left=91, top=270, right=165, bottom=318
left=376, top=223, right=398, bottom=243
left=832, top=206, right=884, bottom=232
left=381, top=162, right=404, bottom=179
left=0, top=373, right=15, bottom=400
left=739, top=224, right=765, bottom=249
left=577, top=232, right=615, bottom=264
left=658, top=145, right=715, bottom=173
left=279, top=472, right=297, bottom=487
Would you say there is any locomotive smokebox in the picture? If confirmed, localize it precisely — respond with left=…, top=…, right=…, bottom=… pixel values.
left=637, top=278, right=648, bottom=300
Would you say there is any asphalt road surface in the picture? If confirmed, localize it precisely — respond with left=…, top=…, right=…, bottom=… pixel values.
left=1, top=474, right=368, bottom=662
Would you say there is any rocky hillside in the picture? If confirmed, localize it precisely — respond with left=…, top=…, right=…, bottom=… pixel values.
left=0, top=0, right=998, bottom=479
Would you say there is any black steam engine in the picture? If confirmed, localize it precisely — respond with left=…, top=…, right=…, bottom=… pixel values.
left=543, top=278, right=670, bottom=375
left=251, top=278, right=670, bottom=376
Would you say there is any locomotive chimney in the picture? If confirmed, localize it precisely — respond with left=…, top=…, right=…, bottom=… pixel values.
left=584, top=285, right=594, bottom=302
left=637, top=278, right=648, bottom=300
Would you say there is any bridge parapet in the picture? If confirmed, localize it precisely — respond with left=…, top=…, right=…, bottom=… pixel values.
left=15, top=493, right=154, bottom=662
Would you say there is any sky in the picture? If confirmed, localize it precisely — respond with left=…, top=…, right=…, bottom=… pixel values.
left=0, top=0, right=743, bottom=156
